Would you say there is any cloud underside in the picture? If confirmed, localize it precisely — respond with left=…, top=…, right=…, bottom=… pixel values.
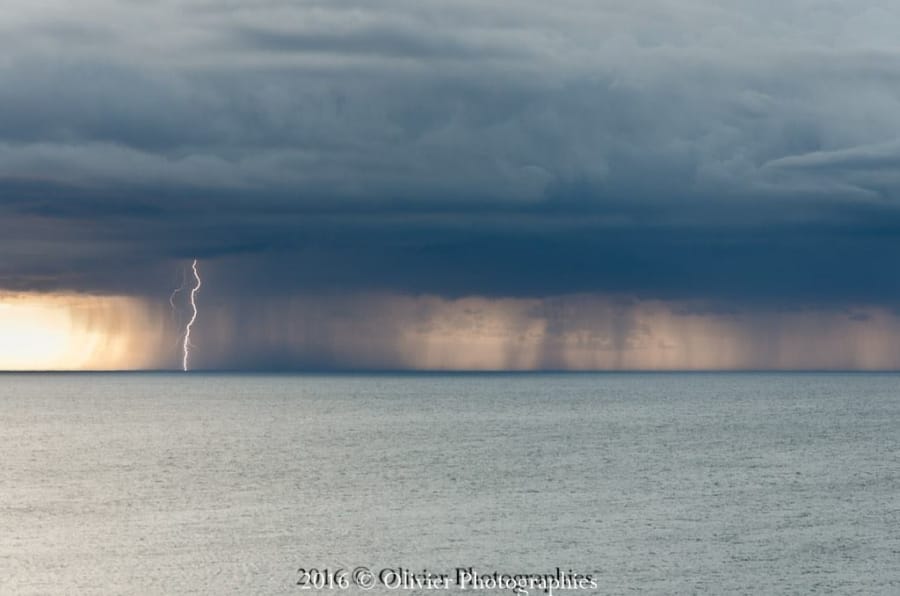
left=3, top=0, right=900, bottom=369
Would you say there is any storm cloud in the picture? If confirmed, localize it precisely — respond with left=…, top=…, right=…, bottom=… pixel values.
left=3, top=1, right=900, bottom=368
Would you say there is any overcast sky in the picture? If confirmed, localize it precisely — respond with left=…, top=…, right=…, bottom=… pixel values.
left=3, top=1, right=900, bottom=369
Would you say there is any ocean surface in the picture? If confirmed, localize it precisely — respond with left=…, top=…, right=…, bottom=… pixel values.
left=1, top=372, right=898, bottom=595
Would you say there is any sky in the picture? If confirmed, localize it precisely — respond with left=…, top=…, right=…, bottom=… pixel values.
left=2, top=0, right=900, bottom=370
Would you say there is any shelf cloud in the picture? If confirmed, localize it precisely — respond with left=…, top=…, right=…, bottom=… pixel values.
left=3, top=0, right=900, bottom=368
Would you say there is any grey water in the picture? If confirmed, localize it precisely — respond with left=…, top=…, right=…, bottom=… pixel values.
left=1, top=373, right=899, bottom=595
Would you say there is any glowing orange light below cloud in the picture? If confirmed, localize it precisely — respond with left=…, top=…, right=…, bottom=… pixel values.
left=0, top=294, right=168, bottom=370
left=2, top=290, right=898, bottom=371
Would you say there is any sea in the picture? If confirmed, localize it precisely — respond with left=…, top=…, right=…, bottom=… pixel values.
left=1, top=372, right=898, bottom=595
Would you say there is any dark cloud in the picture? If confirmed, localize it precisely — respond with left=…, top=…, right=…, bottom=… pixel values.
left=2, top=0, right=900, bottom=314
left=231, top=23, right=524, bottom=60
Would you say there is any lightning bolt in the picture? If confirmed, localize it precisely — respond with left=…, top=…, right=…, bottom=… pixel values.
left=181, top=259, right=202, bottom=372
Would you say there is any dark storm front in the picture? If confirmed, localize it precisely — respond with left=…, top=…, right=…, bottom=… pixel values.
left=296, top=566, right=598, bottom=594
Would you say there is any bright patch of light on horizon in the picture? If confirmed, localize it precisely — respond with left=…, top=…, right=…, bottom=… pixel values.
left=0, top=294, right=163, bottom=370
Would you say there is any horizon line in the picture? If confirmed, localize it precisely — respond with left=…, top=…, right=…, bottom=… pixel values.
left=3, top=369, right=900, bottom=374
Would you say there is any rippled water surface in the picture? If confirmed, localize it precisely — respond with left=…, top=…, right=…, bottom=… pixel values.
left=2, top=373, right=899, bottom=594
